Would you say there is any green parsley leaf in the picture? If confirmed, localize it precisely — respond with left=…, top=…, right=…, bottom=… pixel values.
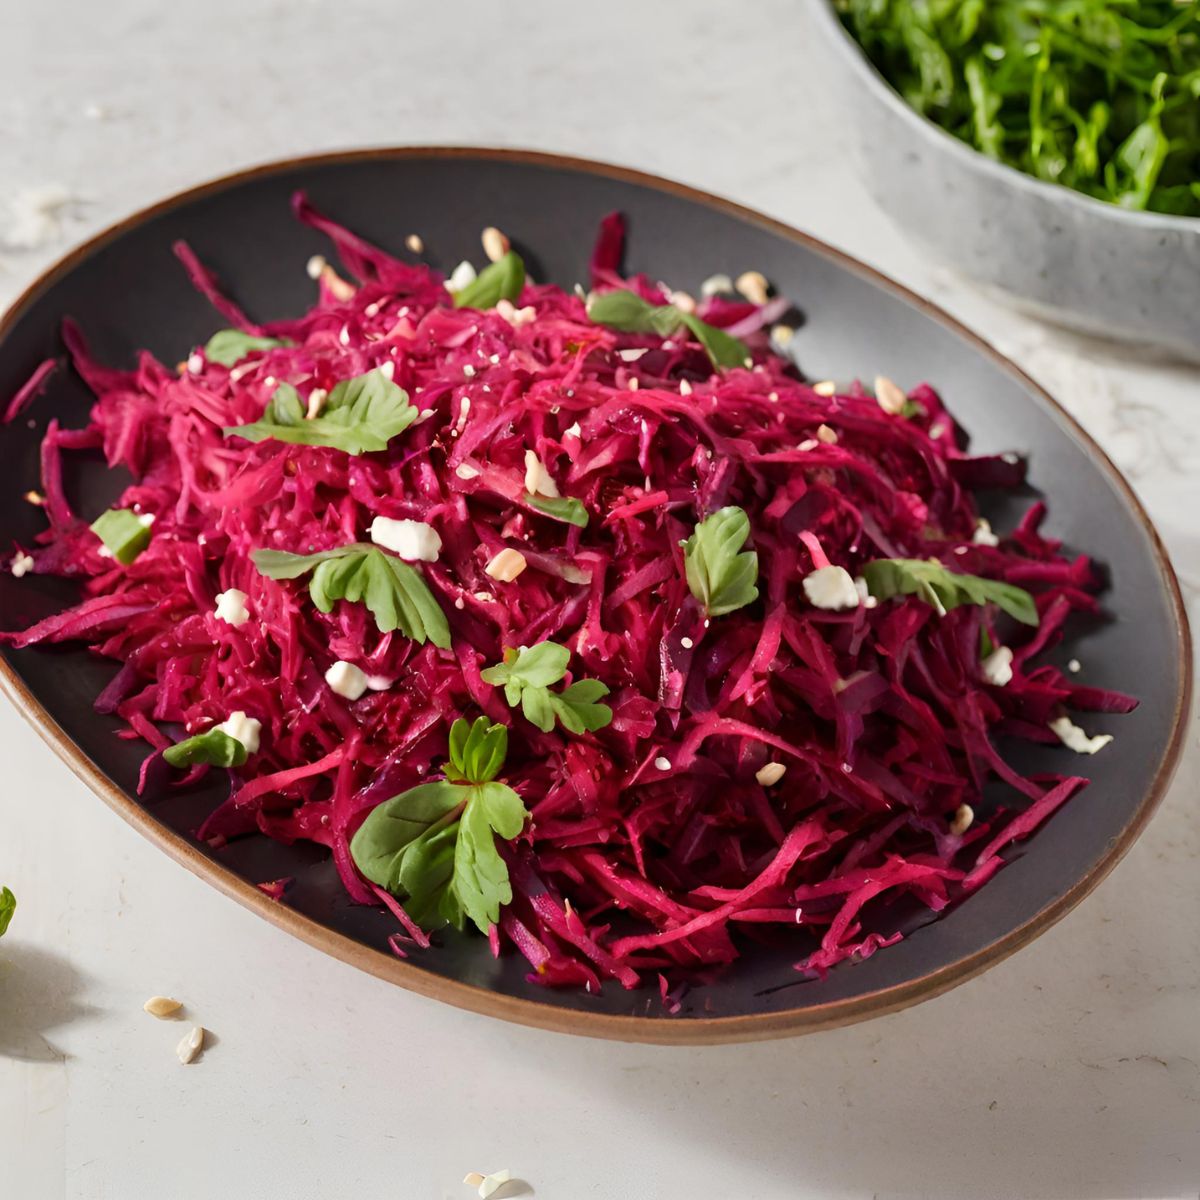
left=481, top=641, right=612, bottom=734
left=203, top=329, right=291, bottom=367
left=683, top=506, right=759, bottom=617
left=525, top=493, right=589, bottom=527
left=163, top=727, right=248, bottom=769
left=862, top=558, right=1039, bottom=627
left=0, top=886, right=15, bottom=938
left=224, top=368, right=418, bottom=455
left=348, top=719, right=530, bottom=933
left=445, top=716, right=508, bottom=785
left=251, top=543, right=451, bottom=647
left=90, top=509, right=152, bottom=565
left=452, top=251, right=526, bottom=310
left=586, top=289, right=750, bottom=369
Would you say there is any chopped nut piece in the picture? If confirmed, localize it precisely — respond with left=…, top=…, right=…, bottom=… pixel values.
left=812, top=380, right=836, bottom=397
left=481, top=226, right=509, bottom=262
left=771, top=324, right=795, bottom=346
left=405, top=233, right=424, bottom=254
left=700, top=273, right=733, bottom=297
left=874, top=375, right=908, bottom=415
left=176, top=1025, right=204, bottom=1065
left=669, top=290, right=696, bottom=314
left=755, top=761, right=787, bottom=786
left=816, top=424, right=838, bottom=445
left=735, top=270, right=770, bottom=305
left=950, top=804, right=974, bottom=835
left=143, top=996, right=183, bottom=1019
left=485, top=548, right=528, bottom=583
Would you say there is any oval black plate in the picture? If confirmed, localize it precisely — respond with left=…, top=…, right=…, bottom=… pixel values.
left=0, top=149, right=1188, bottom=1042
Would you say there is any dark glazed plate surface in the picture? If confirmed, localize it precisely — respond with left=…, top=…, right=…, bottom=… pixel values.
left=0, top=149, right=1188, bottom=1042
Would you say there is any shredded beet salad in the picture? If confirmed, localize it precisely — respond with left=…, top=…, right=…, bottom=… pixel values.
left=3, top=194, right=1136, bottom=995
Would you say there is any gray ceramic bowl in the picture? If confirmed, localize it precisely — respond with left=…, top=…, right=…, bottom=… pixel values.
left=810, top=3, right=1200, bottom=360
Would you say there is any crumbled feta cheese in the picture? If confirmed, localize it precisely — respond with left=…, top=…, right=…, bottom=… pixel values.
left=378, top=360, right=395, bottom=381
left=618, top=348, right=648, bottom=362
left=523, top=450, right=559, bottom=498
left=404, top=233, right=423, bottom=254
left=305, top=388, right=328, bottom=420
left=186, top=352, right=204, bottom=375
left=972, top=518, right=1000, bottom=546
left=416, top=409, right=435, bottom=423
left=462, top=363, right=476, bottom=378
left=324, top=660, right=368, bottom=701
left=10, top=552, right=34, bottom=578
left=485, top=548, right=527, bottom=583
left=700, top=273, right=733, bottom=297
left=488, top=353, right=501, bottom=364
left=365, top=675, right=393, bottom=691
left=950, top=803, right=974, bottom=835
left=137, top=512, right=155, bottom=528
left=447, top=260, right=477, bottom=293
left=796, top=439, right=818, bottom=452
left=628, top=378, right=639, bottom=391
left=654, top=756, right=672, bottom=771
left=214, top=588, right=250, bottom=627
left=1049, top=716, right=1113, bottom=755
left=803, top=565, right=860, bottom=611
left=563, top=421, right=582, bottom=441
left=364, top=301, right=380, bottom=318
left=669, top=289, right=696, bottom=313
left=217, top=711, right=261, bottom=754
left=495, top=298, right=536, bottom=327
left=812, top=380, right=837, bottom=397
left=1067, top=658, right=1081, bottom=674
left=771, top=324, right=795, bottom=346
left=305, top=255, right=326, bottom=280
left=369, top=517, right=442, bottom=562
left=679, top=379, right=693, bottom=396
left=874, top=375, right=907, bottom=415
left=816, top=424, right=838, bottom=445
left=455, top=462, right=481, bottom=480
left=756, top=761, right=786, bottom=786
left=981, top=644, right=1014, bottom=686
left=680, top=636, right=694, bottom=649
left=338, top=324, right=351, bottom=347
left=735, top=270, right=769, bottom=305
left=853, top=576, right=878, bottom=609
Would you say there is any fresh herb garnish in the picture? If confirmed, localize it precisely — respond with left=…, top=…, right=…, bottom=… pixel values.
left=452, top=251, right=526, bottom=310
left=863, top=558, right=1039, bottom=626
left=0, top=886, right=15, bottom=938
left=683, top=506, right=760, bottom=617
left=349, top=717, right=529, bottom=933
left=587, top=290, right=750, bottom=369
left=481, top=641, right=613, bottom=734
left=224, top=368, right=418, bottom=454
left=163, top=727, right=249, bottom=769
left=836, top=0, right=1200, bottom=216
left=90, top=509, right=152, bottom=565
left=524, top=493, right=590, bottom=527
left=252, top=544, right=450, bottom=647
left=203, top=330, right=291, bottom=367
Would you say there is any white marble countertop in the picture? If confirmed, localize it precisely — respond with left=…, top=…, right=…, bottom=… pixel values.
left=1, top=2, right=1197, bottom=1197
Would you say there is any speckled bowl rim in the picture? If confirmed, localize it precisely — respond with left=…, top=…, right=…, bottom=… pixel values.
left=811, top=2, right=1200, bottom=236
left=0, top=147, right=1190, bottom=1044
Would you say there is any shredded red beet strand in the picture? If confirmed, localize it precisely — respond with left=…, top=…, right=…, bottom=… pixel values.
left=2, top=199, right=1135, bottom=992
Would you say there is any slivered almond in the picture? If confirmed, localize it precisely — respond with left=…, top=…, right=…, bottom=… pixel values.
left=176, top=1025, right=204, bottom=1065
left=405, top=233, right=424, bottom=254
left=755, top=762, right=787, bottom=786
left=874, top=375, right=908, bottom=414
left=816, top=424, right=838, bottom=445
left=950, top=804, right=974, bottom=835
left=735, top=270, right=769, bottom=305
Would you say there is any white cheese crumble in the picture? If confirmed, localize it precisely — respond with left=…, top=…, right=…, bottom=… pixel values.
left=324, top=660, right=368, bottom=701
left=680, top=636, right=694, bottom=649
left=10, top=552, right=34, bottom=578
left=213, top=588, right=250, bottom=627
left=217, top=711, right=261, bottom=754
left=379, top=360, right=395, bottom=381
left=700, top=273, right=733, bottom=297
left=1067, top=658, right=1082, bottom=673
left=1049, top=715, right=1113, bottom=755
left=305, top=255, right=326, bottom=280
left=563, top=421, right=582, bottom=440
left=816, top=424, right=838, bottom=445
left=186, top=352, right=204, bottom=375
left=796, top=439, right=818, bottom=452
left=495, top=298, right=536, bottom=327
left=369, top=517, right=442, bottom=562
left=305, top=388, right=328, bottom=420
left=972, top=518, right=1000, bottom=546
left=523, top=450, right=559, bottom=498
left=654, top=756, right=672, bottom=771
left=365, top=675, right=393, bottom=691
left=755, top=761, right=786, bottom=786
left=812, top=380, right=837, bottom=397
left=446, top=260, right=477, bottom=293
left=679, top=379, right=693, bottom=396
left=981, top=644, right=1014, bottom=686
left=455, top=462, right=481, bottom=480
left=853, top=576, right=878, bottom=609
left=802, top=565, right=860, bottom=611
left=462, top=363, right=476, bottom=378
left=338, top=324, right=351, bottom=347
left=618, top=348, right=648, bottom=362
